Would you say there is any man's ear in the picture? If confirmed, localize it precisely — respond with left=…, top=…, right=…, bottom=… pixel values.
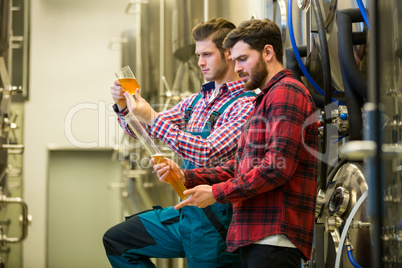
left=262, top=44, right=274, bottom=62
left=225, top=48, right=232, bottom=61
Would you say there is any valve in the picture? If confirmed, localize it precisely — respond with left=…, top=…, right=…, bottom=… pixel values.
left=351, top=220, right=371, bottom=229
left=332, top=105, right=349, bottom=134
left=326, top=215, right=343, bottom=232
left=325, top=216, right=343, bottom=252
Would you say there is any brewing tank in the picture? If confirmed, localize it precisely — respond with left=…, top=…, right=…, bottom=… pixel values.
left=0, top=0, right=10, bottom=67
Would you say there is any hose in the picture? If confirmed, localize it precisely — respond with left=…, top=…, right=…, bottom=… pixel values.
left=285, top=46, right=347, bottom=109
left=311, top=0, right=332, bottom=106
left=337, top=9, right=368, bottom=100
left=334, top=190, right=368, bottom=268
left=356, top=0, right=370, bottom=31
left=337, top=9, right=367, bottom=140
left=287, top=0, right=324, bottom=96
left=311, top=0, right=332, bottom=189
left=288, top=0, right=343, bottom=105
left=285, top=46, right=325, bottom=108
left=346, top=245, right=363, bottom=268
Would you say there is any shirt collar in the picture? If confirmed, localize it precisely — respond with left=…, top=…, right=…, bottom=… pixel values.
left=201, top=80, right=245, bottom=95
left=260, top=69, right=292, bottom=94
left=201, top=81, right=216, bottom=92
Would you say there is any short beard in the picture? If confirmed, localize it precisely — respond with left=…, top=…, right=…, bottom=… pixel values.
left=244, top=56, right=268, bottom=91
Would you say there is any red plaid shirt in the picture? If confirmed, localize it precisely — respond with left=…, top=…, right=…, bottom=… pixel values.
left=184, top=70, right=318, bottom=260
left=116, top=80, right=255, bottom=167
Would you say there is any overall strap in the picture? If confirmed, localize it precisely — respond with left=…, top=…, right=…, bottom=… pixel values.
left=181, top=91, right=256, bottom=241
left=204, top=91, right=256, bottom=131
left=202, top=207, right=227, bottom=240
left=184, top=93, right=202, bottom=124
left=199, top=91, right=256, bottom=241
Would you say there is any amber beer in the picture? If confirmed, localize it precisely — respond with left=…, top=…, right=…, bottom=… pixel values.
left=119, top=78, right=140, bottom=95
left=152, top=154, right=189, bottom=200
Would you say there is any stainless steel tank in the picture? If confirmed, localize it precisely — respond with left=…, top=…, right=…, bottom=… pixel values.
left=0, top=1, right=11, bottom=188
left=120, top=2, right=154, bottom=102
left=377, top=1, right=402, bottom=266
left=0, top=0, right=10, bottom=68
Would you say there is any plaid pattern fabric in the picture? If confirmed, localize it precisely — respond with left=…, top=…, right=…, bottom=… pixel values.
left=184, top=70, right=318, bottom=260
left=116, top=80, right=255, bottom=167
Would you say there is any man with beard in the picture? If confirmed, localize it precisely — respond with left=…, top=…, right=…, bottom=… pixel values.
left=152, top=19, right=319, bottom=267
left=104, top=18, right=255, bottom=267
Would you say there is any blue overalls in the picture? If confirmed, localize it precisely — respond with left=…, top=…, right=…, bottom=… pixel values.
left=104, top=91, right=255, bottom=268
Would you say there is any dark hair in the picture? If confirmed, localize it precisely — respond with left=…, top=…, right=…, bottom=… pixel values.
left=223, top=19, right=283, bottom=64
left=192, top=18, right=236, bottom=58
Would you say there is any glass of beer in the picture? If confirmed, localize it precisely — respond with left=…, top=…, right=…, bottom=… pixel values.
left=115, top=65, right=140, bottom=95
left=123, top=112, right=189, bottom=200
left=152, top=154, right=189, bottom=200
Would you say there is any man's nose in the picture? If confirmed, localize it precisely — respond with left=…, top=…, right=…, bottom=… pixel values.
left=198, top=56, right=206, bottom=66
left=235, top=61, right=243, bottom=73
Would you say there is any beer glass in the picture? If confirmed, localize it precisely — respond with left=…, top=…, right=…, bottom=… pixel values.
left=124, top=112, right=189, bottom=200
left=115, top=65, right=140, bottom=95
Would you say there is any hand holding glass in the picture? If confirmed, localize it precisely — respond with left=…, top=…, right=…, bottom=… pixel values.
left=124, top=112, right=189, bottom=200
left=115, top=65, right=140, bottom=95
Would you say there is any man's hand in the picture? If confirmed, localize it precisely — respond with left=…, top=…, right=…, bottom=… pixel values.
left=151, top=157, right=185, bottom=184
left=110, top=80, right=127, bottom=111
left=174, top=185, right=216, bottom=209
left=124, top=89, right=159, bottom=125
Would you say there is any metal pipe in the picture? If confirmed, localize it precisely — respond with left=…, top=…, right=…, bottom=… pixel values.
left=0, top=195, right=30, bottom=243
left=159, top=0, right=165, bottom=108
left=204, top=0, right=208, bottom=22
left=274, top=0, right=287, bottom=44
left=135, top=3, right=142, bottom=88
left=311, top=0, right=332, bottom=105
left=0, top=57, right=11, bottom=135
left=311, top=0, right=332, bottom=186
left=264, top=0, right=274, bottom=19
left=366, top=0, right=384, bottom=265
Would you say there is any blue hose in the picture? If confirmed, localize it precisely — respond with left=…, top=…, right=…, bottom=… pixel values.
left=288, top=0, right=345, bottom=104
left=356, top=0, right=370, bottom=31
left=346, top=245, right=363, bottom=268
left=287, top=0, right=325, bottom=96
